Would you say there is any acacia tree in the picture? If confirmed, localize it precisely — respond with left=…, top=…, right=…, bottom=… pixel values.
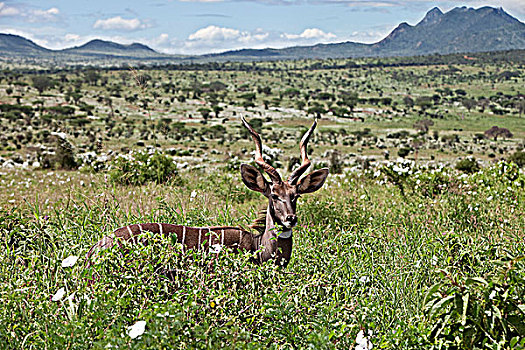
left=84, top=70, right=101, bottom=86
left=415, top=96, right=433, bottom=112
left=198, top=107, right=211, bottom=122
left=517, top=99, right=525, bottom=117
left=403, top=96, right=414, bottom=108
left=307, top=105, right=326, bottom=119
left=104, top=96, right=114, bottom=118
left=462, top=98, right=476, bottom=112
left=32, top=76, right=53, bottom=95
left=212, top=105, right=223, bottom=118
left=484, top=126, right=513, bottom=141
left=413, top=119, right=434, bottom=134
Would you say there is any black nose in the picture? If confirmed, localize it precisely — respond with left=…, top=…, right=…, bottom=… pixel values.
left=286, top=215, right=297, bottom=225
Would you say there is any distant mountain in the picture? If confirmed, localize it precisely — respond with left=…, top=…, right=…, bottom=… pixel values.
left=0, top=34, right=51, bottom=56
left=63, top=39, right=164, bottom=58
left=279, top=41, right=370, bottom=59
left=0, top=35, right=176, bottom=62
left=371, top=6, right=525, bottom=56
left=209, top=41, right=371, bottom=60
left=1, top=6, right=524, bottom=64
left=212, top=6, right=525, bottom=60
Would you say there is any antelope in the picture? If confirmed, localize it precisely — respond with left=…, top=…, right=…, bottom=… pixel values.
left=86, top=117, right=328, bottom=267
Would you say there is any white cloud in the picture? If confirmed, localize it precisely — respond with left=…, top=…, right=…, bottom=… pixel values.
left=466, top=0, right=525, bottom=16
left=0, top=3, right=60, bottom=21
left=29, top=7, right=60, bottom=22
left=147, top=0, right=525, bottom=17
left=188, top=25, right=242, bottom=41
left=93, top=16, right=150, bottom=31
left=176, top=25, right=340, bottom=54
left=282, top=28, right=336, bottom=40
left=64, top=33, right=81, bottom=42
left=0, top=2, right=19, bottom=16
left=151, top=33, right=170, bottom=45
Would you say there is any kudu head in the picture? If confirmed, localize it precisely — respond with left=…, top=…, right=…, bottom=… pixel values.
left=240, top=116, right=329, bottom=231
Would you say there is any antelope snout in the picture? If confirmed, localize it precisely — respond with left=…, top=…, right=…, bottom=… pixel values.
left=285, top=214, right=298, bottom=228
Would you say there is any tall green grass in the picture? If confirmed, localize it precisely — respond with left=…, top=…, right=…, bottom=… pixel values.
left=1, top=163, right=523, bottom=349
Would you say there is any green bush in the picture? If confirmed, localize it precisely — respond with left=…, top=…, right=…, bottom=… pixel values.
left=509, top=151, right=525, bottom=168
left=470, top=160, right=522, bottom=187
left=380, top=158, right=414, bottom=195
left=411, top=170, right=452, bottom=198
left=41, top=133, right=78, bottom=170
left=423, top=257, right=525, bottom=349
left=456, top=157, right=480, bottom=174
left=398, top=147, right=412, bottom=158
left=109, top=149, right=178, bottom=185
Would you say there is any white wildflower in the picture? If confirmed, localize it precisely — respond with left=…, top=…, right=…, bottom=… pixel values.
left=392, top=165, right=403, bottom=173
left=355, top=330, right=373, bottom=350
left=359, top=276, right=370, bottom=284
left=209, top=244, right=223, bottom=254
left=52, top=287, right=66, bottom=302
left=50, top=131, right=68, bottom=139
left=61, top=255, right=79, bottom=268
left=128, top=320, right=146, bottom=339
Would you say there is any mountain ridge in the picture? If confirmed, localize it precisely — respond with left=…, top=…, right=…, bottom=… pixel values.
left=1, top=6, right=524, bottom=63
left=63, top=39, right=158, bottom=56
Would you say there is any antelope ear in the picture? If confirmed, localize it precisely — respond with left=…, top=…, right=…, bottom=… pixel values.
left=240, top=164, right=269, bottom=193
left=297, top=168, right=329, bottom=194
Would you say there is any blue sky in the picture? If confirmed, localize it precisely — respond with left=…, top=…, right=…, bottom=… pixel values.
left=0, top=0, right=523, bottom=55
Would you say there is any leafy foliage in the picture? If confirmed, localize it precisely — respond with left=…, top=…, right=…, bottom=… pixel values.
left=109, top=149, right=178, bottom=185
left=424, top=257, right=525, bottom=349
left=455, top=157, right=480, bottom=174
left=508, top=150, right=525, bottom=168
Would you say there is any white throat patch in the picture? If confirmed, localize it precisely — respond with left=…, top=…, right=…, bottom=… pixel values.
left=279, top=229, right=292, bottom=239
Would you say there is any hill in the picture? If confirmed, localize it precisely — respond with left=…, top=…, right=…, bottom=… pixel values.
left=371, top=6, right=525, bottom=56
left=62, top=39, right=165, bottom=59
left=0, top=34, right=51, bottom=57
left=0, top=6, right=524, bottom=64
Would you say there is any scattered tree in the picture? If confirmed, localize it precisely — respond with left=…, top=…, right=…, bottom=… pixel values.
left=31, top=76, right=53, bottom=95
left=484, top=126, right=513, bottom=141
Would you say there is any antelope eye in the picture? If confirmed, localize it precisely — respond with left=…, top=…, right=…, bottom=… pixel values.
left=271, top=194, right=281, bottom=201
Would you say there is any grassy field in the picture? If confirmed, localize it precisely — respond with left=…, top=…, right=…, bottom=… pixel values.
left=1, top=162, right=524, bottom=348
left=1, top=54, right=524, bottom=348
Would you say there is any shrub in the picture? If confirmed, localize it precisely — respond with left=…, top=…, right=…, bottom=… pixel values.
left=380, top=158, right=415, bottom=196
left=411, top=170, right=452, bottom=198
left=423, top=256, right=525, bottom=349
left=398, top=147, right=412, bottom=158
left=41, top=133, right=77, bottom=170
left=109, top=149, right=178, bottom=185
left=76, top=152, right=109, bottom=172
left=455, top=157, right=480, bottom=174
left=509, top=150, right=525, bottom=168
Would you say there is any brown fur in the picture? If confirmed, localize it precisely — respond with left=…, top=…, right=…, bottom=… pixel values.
left=86, top=223, right=254, bottom=262
left=248, top=209, right=267, bottom=234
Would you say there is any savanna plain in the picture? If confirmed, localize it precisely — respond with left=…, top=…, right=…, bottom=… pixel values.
left=1, top=52, right=524, bottom=349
